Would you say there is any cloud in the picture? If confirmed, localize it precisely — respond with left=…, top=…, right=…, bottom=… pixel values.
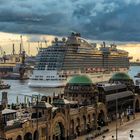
left=0, top=0, right=140, bottom=41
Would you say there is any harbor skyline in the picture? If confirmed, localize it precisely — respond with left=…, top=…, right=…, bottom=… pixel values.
left=0, top=1, right=140, bottom=140
left=0, top=0, right=140, bottom=61
left=0, top=32, right=140, bottom=61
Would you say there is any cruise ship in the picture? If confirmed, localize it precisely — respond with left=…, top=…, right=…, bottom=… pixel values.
left=28, top=32, right=130, bottom=88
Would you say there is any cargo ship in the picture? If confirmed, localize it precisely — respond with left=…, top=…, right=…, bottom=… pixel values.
left=28, top=32, right=131, bottom=88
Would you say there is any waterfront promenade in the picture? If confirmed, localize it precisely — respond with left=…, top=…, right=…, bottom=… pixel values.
left=76, top=113, right=140, bottom=140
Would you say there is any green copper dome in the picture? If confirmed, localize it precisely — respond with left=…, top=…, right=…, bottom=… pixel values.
left=110, top=72, right=131, bottom=80
left=68, top=75, right=93, bottom=84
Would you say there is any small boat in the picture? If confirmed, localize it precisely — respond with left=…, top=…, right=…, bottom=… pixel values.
left=0, top=80, right=11, bottom=90
left=134, top=72, right=140, bottom=78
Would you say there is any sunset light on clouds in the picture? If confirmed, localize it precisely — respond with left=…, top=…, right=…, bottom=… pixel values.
left=0, top=0, right=139, bottom=60
left=0, top=32, right=139, bottom=61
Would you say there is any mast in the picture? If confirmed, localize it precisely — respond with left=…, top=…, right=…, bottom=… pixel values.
left=20, top=35, right=24, bottom=54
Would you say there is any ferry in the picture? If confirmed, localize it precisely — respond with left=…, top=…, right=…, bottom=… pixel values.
left=28, top=32, right=131, bottom=88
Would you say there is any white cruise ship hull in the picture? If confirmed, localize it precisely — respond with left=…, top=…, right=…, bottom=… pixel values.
left=28, top=80, right=66, bottom=88
left=28, top=70, right=128, bottom=88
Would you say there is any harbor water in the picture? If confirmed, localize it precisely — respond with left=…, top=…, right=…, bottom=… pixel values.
left=0, top=66, right=140, bottom=104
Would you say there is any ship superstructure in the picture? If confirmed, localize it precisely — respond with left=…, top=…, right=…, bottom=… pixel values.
left=28, top=33, right=130, bottom=87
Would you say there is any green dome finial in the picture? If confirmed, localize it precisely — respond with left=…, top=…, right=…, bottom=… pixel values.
left=110, top=72, right=131, bottom=81
left=68, top=75, right=93, bottom=84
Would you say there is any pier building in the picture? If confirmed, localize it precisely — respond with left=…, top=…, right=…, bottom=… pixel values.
left=0, top=73, right=140, bottom=140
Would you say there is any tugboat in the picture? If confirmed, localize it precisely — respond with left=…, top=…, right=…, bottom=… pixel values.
left=0, top=80, right=10, bottom=90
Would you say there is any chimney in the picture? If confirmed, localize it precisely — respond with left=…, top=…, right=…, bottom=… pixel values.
left=12, top=44, right=15, bottom=55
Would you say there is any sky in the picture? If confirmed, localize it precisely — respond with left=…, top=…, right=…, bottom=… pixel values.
left=0, top=0, right=140, bottom=60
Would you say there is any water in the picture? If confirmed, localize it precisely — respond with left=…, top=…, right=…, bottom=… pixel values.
left=1, top=66, right=140, bottom=104
left=0, top=80, right=64, bottom=104
left=128, top=66, right=140, bottom=78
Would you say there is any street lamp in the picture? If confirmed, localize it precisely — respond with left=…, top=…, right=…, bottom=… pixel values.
left=115, top=98, right=118, bottom=140
left=129, top=130, right=134, bottom=140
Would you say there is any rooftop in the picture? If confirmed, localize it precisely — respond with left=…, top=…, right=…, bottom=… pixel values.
left=33, top=101, right=52, bottom=108
left=2, top=109, right=17, bottom=115
left=53, top=98, right=70, bottom=105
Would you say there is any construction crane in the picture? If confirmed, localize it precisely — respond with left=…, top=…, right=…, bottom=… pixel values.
left=0, top=46, right=7, bottom=63
left=19, top=50, right=26, bottom=80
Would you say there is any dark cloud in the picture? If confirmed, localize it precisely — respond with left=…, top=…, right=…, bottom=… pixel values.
left=0, top=0, right=140, bottom=41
